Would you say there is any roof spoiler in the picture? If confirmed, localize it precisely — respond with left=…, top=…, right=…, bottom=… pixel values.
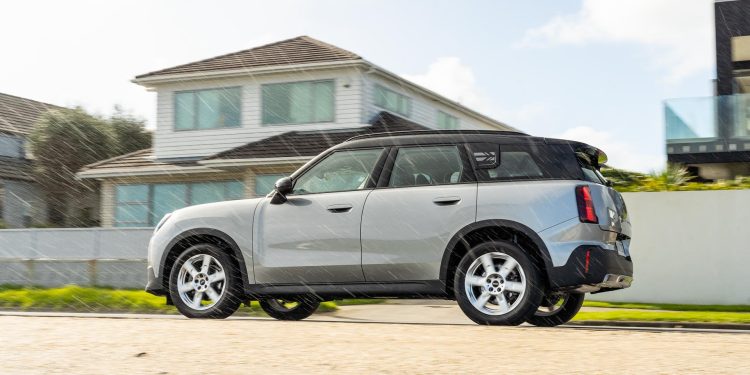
left=575, top=144, right=608, bottom=170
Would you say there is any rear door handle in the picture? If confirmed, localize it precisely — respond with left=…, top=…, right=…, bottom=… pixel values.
left=432, top=196, right=461, bottom=206
left=326, top=204, right=353, bottom=213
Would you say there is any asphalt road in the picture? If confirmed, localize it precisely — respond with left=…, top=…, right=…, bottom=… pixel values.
left=2, top=307, right=750, bottom=374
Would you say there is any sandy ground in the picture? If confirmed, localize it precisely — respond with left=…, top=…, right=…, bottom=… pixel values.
left=2, top=314, right=750, bottom=374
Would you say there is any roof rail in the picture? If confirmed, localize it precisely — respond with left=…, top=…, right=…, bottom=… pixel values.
left=345, top=129, right=529, bottom=142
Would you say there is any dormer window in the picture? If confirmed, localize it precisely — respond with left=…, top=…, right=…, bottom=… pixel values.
left=374, top=84, right=411, bottom=117
left=174, top=87, right=241, bottom=130
left=262, top=80, right=335, bottom=125
left=437, top=111, right=459, bottom=129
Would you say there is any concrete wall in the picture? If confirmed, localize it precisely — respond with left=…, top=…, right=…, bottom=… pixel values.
left=589, top=189, right=750, bottom=305
left=0, top=228, right=152, bottom=288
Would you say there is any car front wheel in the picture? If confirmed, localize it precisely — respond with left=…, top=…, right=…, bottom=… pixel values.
left=259, top=297, right=320, bottom=320
left=525, top=292, right=585, bottom=327
left=169, top=244, right=243, bottom=319
left=454, top=241, right=543, bottom=326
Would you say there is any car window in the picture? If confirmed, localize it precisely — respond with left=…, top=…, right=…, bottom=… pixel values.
left=388, top=146, right=464, bottom=187
left=488, top=151, right=543, bottom=179
left=293, top=148, right=384, bottom=194
left=576, top=151, right=607, bottom=185
left=470, top=143, right=580, bottom=182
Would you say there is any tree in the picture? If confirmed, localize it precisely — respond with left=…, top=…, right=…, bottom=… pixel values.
left=29, top=107, right=116, bottom=226
left=110, top=106, right=152, bottom=155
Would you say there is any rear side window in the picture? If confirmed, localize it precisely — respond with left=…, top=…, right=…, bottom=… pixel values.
left=389, top=146, right=464, bottom=187
left=576, top=152, right=607, bottom=184
left=470, top=143, right=579, bottom=182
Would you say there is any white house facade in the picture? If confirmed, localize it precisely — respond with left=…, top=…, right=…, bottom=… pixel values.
left=78, top=36, right=517, bottom=227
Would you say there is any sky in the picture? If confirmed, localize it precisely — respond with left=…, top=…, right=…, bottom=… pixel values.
left=0, top=0, right=716, bottom=172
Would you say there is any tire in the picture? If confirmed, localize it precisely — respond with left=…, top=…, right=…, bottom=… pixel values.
left=454, top=241, right=544, bottom=326
left=259, top=297, right=320, bottom=321
left=169, top=244, right=243, bottom=319
left=525, top=292, right=585, bottom=327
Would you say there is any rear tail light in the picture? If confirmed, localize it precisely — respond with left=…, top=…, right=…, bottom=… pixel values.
left=575, top=185, right=599, bottom=224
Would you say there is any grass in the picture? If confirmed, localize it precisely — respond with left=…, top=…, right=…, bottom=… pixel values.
left=573, top=311, right=750, bottom=324
left=2, top=285, right=748, bottom=324
left=583, top=301, right=750, bottom=313
left=0, top=285, right=378, bottom=315
left=576, top=300, right=750, bottom=324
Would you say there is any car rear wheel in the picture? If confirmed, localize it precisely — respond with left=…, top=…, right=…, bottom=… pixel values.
left=259, top=297, right=320, bottom=320
left=525, top=291, right=585, bottom=327
left=169, top=244, right=242, bottom=319
left=454, top=241, right=543, bottom=326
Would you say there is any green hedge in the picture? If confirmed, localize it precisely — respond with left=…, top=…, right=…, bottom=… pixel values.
left=602, top=165, right=750, bottom=192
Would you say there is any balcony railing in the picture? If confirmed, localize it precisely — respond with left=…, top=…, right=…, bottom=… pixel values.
left=665, top=94, right=750, bottom=142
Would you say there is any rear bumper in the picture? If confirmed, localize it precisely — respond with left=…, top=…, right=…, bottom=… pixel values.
left=547, top=245, right=633, bottom=293
left=145, top=266, right=167, bottom=296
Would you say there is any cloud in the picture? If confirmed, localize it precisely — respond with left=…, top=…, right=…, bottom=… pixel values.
left=555, top=126, right=665, bottom=172
left=401, top=57, right=551, bottom=131
left=518, top=0, right=714, bottom=82
left=401, top=57, right=491, bottom=112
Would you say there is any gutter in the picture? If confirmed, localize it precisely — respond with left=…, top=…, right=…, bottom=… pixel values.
left=198, top=156, right=312, bottom=168
left=76, top=166, right=217, bottom=180
left=132, top=60, right=367, bottom=86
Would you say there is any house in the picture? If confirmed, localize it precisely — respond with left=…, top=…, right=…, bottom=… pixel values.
left=665, top=0, right=750, bottom=180
left=78, top=36, right=516, bottom=227
left=0, top=92, right=62, bottom=228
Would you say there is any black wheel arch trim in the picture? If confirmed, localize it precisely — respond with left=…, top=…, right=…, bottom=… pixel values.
left=439, top=219, right=554, bottom=286
left=157, top=228, right=251, bottom=293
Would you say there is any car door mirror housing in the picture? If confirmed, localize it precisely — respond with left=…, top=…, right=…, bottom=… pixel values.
left=270, top=177, right=293, bottom=204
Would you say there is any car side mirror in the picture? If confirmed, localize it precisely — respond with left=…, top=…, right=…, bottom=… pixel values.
left=270, top=177, right=293, bottom=204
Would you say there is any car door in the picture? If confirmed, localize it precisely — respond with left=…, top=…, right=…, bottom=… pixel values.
left=253, top=147, right=386, bottom=284
left=361, top=144, right=477, bottom=282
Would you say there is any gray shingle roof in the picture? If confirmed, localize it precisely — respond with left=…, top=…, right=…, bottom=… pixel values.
left=207, top=112, right=428, bottom=160
left=0, top=92, right=64, bottom=135
left=78, top=148, right=201, bottom=174
left=78, top=112, right=428, bottom=176
left=135, top=36, right=361, bottom=79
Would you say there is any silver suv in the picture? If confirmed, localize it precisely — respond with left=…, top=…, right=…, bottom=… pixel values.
left=146, top=130, right=633, bottom=326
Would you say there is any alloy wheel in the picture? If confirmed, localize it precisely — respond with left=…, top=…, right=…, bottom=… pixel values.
left=464, top=252, right=527, bottom=315
left=177, top=254, right=227, bottom=310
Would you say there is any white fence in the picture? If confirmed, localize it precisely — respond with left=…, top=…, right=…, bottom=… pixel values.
left=0, top=190, right=749, bottom=304
left=0, top=228, right=152, bottom=288
left=589, top=189, right=750, bottom=305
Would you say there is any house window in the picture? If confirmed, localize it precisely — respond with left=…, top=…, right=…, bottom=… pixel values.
left=255, top=174, right=287, bottom=196
left=174, top=87, right=241, bottom=130
left=0, top=134, right=24, bottom=158
left=114, top=181, right=244, bottom=227
left=114, top=184, right=150, bottom=227
left=437, top=111, right=459, bottom=129
left=262, top=80, right=335, bottom=125
left=374, top=85, right=411, bottom=117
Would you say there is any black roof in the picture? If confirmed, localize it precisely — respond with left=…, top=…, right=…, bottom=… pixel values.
left=336, top=130, right=546, bottom=150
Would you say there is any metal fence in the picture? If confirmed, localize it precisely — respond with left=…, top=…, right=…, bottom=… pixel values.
left=0, top=228, right=152, bottom=288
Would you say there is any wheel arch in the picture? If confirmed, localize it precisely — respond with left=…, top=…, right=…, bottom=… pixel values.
left=159, top=228, right=250, bottom=294
left=440, top=219, right=554, bottom=298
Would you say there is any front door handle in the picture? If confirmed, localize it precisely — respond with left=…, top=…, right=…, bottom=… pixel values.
left=327, top=204, right=353, bottom=213
left=432, top=196, right=461, bottom=206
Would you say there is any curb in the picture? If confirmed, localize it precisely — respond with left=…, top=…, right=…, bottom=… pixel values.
left=568, top=320, right=750, bottom=331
